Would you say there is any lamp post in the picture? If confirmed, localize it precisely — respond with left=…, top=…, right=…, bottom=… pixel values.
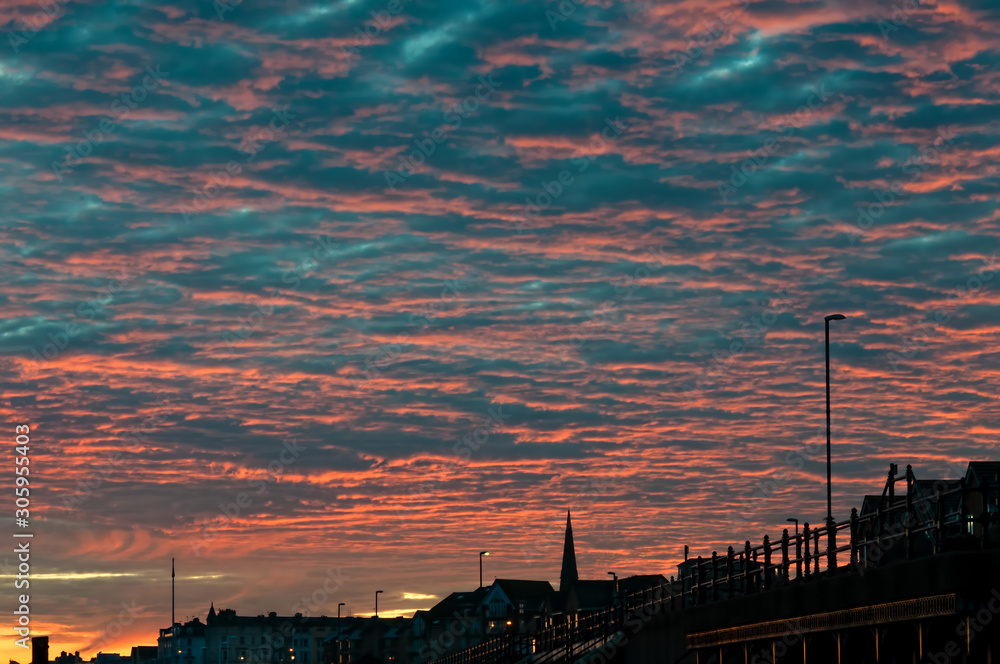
left=375, top=590, right=383, bottom=618
left=479, top=551, right=490, bottom=589
left=824, top=313, right=846, bottom=527
left=338, top=603, right=345, bottom=618
left=786, top=518, right=799, bottom=539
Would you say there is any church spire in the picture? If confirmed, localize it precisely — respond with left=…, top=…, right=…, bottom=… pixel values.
left=559, top=510, right=578, bottom=591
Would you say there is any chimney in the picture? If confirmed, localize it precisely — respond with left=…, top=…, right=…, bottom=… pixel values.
left=32, top=636, right=49, bottom=664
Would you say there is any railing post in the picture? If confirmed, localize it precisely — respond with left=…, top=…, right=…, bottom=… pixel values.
left=696, top=556, right=703, bottom=605
left=803, top=523, right=811, bottom=579
left=888, top=464, right=896, bottom=504
left=763, top=535, right=772, bottom=590
left=727, top=546, right=734, bottom=598
left=743, top=541, right=752, bottom=594
left=827, top=519, right=837, bottom=574
left=850, top=507, right=859, bottom=568
left=781, top=528, right=790, bottom=584
left=813, top=527, right=821, bottom=575
left=711, top=551, right=719, bottom=601
left=795, top=527, right=802, bottom=580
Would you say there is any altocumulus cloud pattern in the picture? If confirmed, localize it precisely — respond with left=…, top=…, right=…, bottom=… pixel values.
left=0, top=0, right=999, bottom=655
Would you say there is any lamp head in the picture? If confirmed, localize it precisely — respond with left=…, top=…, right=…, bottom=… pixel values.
left=376, top=590, right=384, bottom=594
left=786, top=518, right=797, bottom=523
left=824, top=314, right=846, bottom=322
left=480, top=551, right=490, bottom=556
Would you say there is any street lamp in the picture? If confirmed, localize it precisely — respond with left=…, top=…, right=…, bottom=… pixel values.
left=607, top=571, right=618, bottom=600
left=479, top=551, right=490, bottom=589
left=824, top=313, right=846, bottom=527
left=786, top=518, right=799, bottom=539
left=375, top=590, right=383, bottom=618
left=338, top=602, right=345, bottom=618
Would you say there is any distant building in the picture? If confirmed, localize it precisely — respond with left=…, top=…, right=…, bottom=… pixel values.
left=482, top=580, right=554, bottom=634
left=130, top=647, right=158, bottom=664
left=418, top=510, right=666, bottom=660
left=416, top=587, right=488, bottom=662
left=857, top=460, right=1000, bottom=569
left=157, top=616, right=206, bottom=664
left=32, top=637, right=49, bottom=664
left=53, top=650, right=85, bottom=664
left=963, top=461, right=1000, bottom=539
left=94, top=654, right=129, bottom=664
left=158, top=606, right=415, bottom=664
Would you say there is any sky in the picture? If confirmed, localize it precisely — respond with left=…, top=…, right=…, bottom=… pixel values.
left=1, top=0, right=999, bottom=658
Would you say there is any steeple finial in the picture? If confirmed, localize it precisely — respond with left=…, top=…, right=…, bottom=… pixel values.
left=559, top=510, right=578, bottom=591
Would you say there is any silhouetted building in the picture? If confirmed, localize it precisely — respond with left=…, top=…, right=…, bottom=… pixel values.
left=482, top=580, right=554, bottom=635
left=160, top=606, right=415, bottom=664
left=94, top=654, right=128, bottom=664
left=157, top=616, right=206, bottom=664
left=53, top=651, right=84, bottom=664
left=32, top=637, right=49, bottom=664
left=416, top=587, right=488, bottom=662
left=130, top=647, right=158, bottom=664
left=320, top=616, right=412, bottom=664
left=963, top=461, right=1000, bottom=539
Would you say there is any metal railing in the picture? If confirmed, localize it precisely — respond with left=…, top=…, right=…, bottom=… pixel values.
left=430, top=467, right=996, bottom=664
